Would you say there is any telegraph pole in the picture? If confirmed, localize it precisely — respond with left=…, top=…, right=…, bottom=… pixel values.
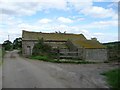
left=8, top=35, right=10, bottom=41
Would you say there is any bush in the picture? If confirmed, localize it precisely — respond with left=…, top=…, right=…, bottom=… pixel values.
left=13, top=37, right=22, bottom=49
left=2, top=40, right=13, bottom=51
left=32, top=38, right=53, bottom=57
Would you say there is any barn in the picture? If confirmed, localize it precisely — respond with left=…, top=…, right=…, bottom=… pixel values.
left=22, top=30, right=107, bottom=62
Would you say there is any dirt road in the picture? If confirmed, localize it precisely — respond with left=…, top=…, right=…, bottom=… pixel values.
left=2, top=50, right=118, bottom=88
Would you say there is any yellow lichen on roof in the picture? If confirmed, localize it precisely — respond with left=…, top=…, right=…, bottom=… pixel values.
left=22, top=30, right=87, bottom=41
left=72, top=39, right=106, bottom=49
left=22, top=30, right=106, bottom=49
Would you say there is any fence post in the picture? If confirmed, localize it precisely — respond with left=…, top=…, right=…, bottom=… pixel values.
left=57, top=47, right=60, bottom=61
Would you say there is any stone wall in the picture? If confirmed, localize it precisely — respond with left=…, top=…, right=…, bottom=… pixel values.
left=66, top=40, right=78, bottom=51
left=22, top=40, right=37, bottom=56
left=84, top=49, right=108, bottom=62
left=22, top=41, right=108, bottom=62
left=22, top=40, right=67, bottom=56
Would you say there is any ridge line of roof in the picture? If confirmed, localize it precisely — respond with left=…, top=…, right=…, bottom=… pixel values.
left=22, top=30, right=84, bottom=35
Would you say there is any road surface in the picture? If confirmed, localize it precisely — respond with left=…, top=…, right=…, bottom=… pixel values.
left=2, top=50, right=118, bottom=88
left=0, top=48, right=2, bottom=89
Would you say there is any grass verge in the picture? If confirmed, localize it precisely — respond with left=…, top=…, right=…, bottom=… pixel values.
left=0, top=49, right=2, bottom=65
left=29, top=55, right=96, bottom=64
left=101, top=68, right=120, bottom=89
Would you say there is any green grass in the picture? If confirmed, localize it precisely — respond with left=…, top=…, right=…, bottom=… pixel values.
left=0, top=48, right=2, bottom=65
left=0, top=48, right=5, bottom=65
left=30, top=55, right=49, bottom=61
left=101, top=68, right=120, bottom=89
left=29, top=55, right=96, bottom=64
left=0, top=49, right=2, bottom=56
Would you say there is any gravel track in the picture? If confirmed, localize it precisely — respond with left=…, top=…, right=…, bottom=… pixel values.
left=2, top=50, right=118, bottom=88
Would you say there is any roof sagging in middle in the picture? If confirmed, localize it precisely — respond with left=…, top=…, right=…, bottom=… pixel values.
left=22, top=30, right=87, bottom=41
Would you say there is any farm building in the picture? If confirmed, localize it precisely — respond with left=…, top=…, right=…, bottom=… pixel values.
left=22, top=30, right=107, bottom=62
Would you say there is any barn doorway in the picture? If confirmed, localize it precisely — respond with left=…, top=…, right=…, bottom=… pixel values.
left=27, top=46, right=31, bottom=56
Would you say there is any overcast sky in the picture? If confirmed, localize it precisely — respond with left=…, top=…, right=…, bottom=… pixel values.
left=0, top=0, right=119, bottom=43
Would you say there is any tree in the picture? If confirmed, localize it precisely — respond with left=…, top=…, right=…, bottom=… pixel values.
left=32, top=38, right=52, bottom=56
left=2, top=40, right=13, bottom=50
left=13, top=37, right=22, bottom=49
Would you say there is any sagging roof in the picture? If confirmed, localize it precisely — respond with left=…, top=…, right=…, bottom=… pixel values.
left=22, top=30, right=87, bottom=41
left=72, top=39, right=106, bottom=49
left=22, top=30, right=106, bottom=49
